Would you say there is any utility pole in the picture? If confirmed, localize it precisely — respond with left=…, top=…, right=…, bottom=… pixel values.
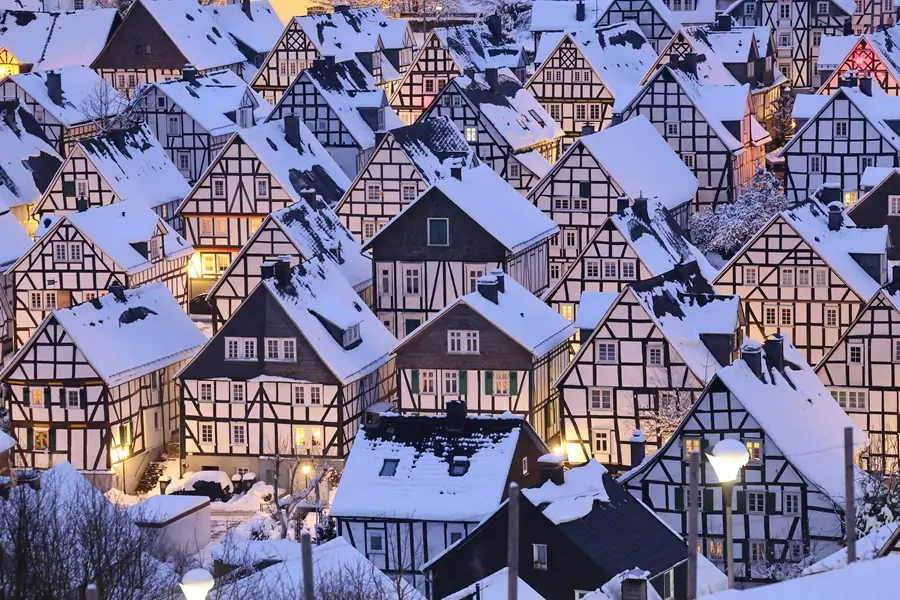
left=687, top=451, right=699, bottom=600
left=301, top=530, right=315, bottom=600
left=845, top=427, right=856, bottom=564
left=508, top=482, right=520, bottom=600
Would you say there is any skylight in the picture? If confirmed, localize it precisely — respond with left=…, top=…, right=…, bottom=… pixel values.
left=449, top=458, right=469, bottom=477
left=379, top=458, right=399, bottom=477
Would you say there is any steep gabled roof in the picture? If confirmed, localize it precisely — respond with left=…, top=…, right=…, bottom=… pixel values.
left=0, top=9, right=53, bottom=65
left=5, top=66, right=125, bottom=127
left=434, top=22, right=525, bottom=71
left=529, top=1, right=600, bottom=33
left=294, top=6, right=402, bottom=60
left=815, top=33, right=861, bottom=70
left=0, top=99, right=61, bottom=209
left=387, top=115, right=478, bottom=182
left=0, top=201, right=31, bottom=269
left=204, top=0, right=283, bottom=56
left=0, top=9, right=117, bottom=69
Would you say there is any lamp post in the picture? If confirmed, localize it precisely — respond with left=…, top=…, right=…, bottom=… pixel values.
left=707, top=439, right=750, bottom=589
left=180, top=568, right=214, bottom=600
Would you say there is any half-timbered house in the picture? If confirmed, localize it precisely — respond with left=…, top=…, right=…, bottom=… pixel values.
left=90, top=0, right=247, bottom=97
left=529, top=0, right=601, bottom=55
left=781, top=80, right=900, bottom=204
left=362, top=164, right=558, bottom=337
left=723, top=0, right=854, bottom=88
left=8, top=200, right=193, bottom=347
left=329, top=407, right=549, bottom=592
left=543, top=201, right=716, bottom=321
left=334, top=116, right=478, bottom=242
left=713, top=190, right=888, bottom=366
left=619, top=59, right=771, bottom=210
left=620, top=336, right=868, bottom=584
left=555, top=262, right=742, bottom=469
left=206, top=199, right=371, bottom=330
left=31, top=123, right=191, bottom=233
left=267, top=58, right=404, bottom=177
left=815, top=26, right=900, bottom=93
left=389, top=20, right=527, bottom=125
left=133, top=67, right=271, bottom=184
left=528, top=22, right=659, bottom=147
left=393, top=270, right=573, bottom=444
left=0, top=99, right=62, bottom=235
left=847, top=167, right=900, bottom=259
left=0, top=203, right=32, bottom=356
left=0, top=282, right=206, bottom=493
left=652, top=17, right=787, bottom=121
left=251, top=6, right=415, bottom=105
left=178, top=255, right=397, bottom=475
left=420, top=70, right=563, bottom=193
left=528, top=115, right=698, bottom=284
left=0, top=66, right=126, bottom=156
left=205, top=0, right=284, bottom=71
left=176, top=115, right=350, bottom=306
left=851, top=0, right=898, bottom=32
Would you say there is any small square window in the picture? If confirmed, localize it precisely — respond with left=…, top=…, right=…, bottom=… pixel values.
left=744, top=266, right=758, bottom=285
left=647, top=343, right=664, bottom=367
left=666, top=122, right=680, bottom=136
left=427, top=218, right=449, bottom=246
left=848, top=343, right=864, bottom=365
left=367, top=531, right=385, bottom=554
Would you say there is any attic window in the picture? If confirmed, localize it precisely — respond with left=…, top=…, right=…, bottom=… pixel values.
left=343, top=324, right=361, bottom=347
left=379, top=458, right=399, bottom=477
left=449, top=457, right=469, bottom=477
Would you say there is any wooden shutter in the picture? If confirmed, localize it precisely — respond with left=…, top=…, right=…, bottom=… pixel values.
left=410, top=370, right=419, bottom=393
left=509, top=372, right=518, bottom=395
left=484, top=371, right=493, bottom=394
left=43, top=386, right=51, bottom=403
left=23, top=386, right=30, bottom=406
left=80, top=388, right=88, bottom=410
left=579, top=181, right=590, bottom=197
left=765, top=492, right=777, bottom=515
left=49, top=428, right=57, bottom=451
left=26, top=428, right=33, bottom=450
left=735, top=490, right=746, bottom=513
left=458, top=371, right=467, bottom=394
left=58, top=387, right=65, bottom=408
left=700, top=438, right=709, bottom=462
left=641, top=480, right=653, bottom=508
left=703, top=488, right=714, bottom=512
left=673, top=487, right=684, bottom=510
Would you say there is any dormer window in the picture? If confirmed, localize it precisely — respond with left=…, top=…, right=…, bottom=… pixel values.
left=449, top=457, right=469, bottom=476
left=379, top=458, right=399, bottom=477
left=149, top=237, right=162, bottom=261
left=343, top=324, right=360, bottom=347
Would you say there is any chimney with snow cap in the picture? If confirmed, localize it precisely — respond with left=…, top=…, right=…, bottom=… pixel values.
left=617, top=195, right=629, bottom=213
left=741, top=341, right=763, bottom=381
left=764, top=334, right=785, bottom=374
left=629, top=430, right=646, bottom=469
left=632, top=194, right=649, bottom=222
left=261, top=261, right=275, bottom=279
left=537, top=453, right=565, bottom=486
left=818, top=182, right=841, bottom=206
left=445, top=399, right=467, bottom=432
left=828, top=203, right=843, bottom=231
left=576, top=0, right=586, bottom=21
left=621, top=573, right=649, bottom=600
left=273, top=259, right=290, bottom=286
left=477, top=275, right=498, bottom=304
left=488, top=268, right=505, bottom=293
left=581, top=123, right=594, bottom=136
left=182, top=64, right=197, bottom=83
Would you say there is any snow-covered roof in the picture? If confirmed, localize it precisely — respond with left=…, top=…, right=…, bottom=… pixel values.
left=138, top=0, right=246, bottom=70
left=128, top=494, right=208, bottom=524
left=6, top=66, right=125, bottom=128
left=330, top=413, right=532, bottom=521
left=536, top=23, right=658, bottom=105
left=387, top=115, right=478, bottom=182
left=64, top=200, right=193, bottom=275
left=0, top=0, right=41, bottom=10
left=530, top=1, right=599, bottom=33
left=0, top=9, right=120, bottom=70
left=515, top=149, right=552, bottom=178
left=816, top=34, right=860, bottom=69
left=791, top=92, right=830, bottom=120
left=630, top=263, right=740, bottom=381
left=705, top=554, right=900, bottom=600
left=0, top=99, right=61, bottom=209
left=861, top=24, right=900, bottom=83
left=0, top=429, right=15, bottom=454
left=0, top=10, right=55, bottom=66
left=49, top=282, right=206, bottom=387
left=76, top=123, right=191, bottom=209
left=151, top=69, right=270, bottom=136
left=205, top=0, right=283, bottom=56
left=0, top=204, right=30, bottom=268
left=573, top=290, right=619, bottom=331
left=261, top=256, right=395, bottom=384
left=716, top=337, right=867, bottom=504
left=444, top=568, right=544, bottom=600
left=236, top=117, right=351, bottom=207
left=451, top=70, right=563, bottom=151
left=294, top=6, right=402, bottom=60
left=860, top=166, right=899, bottom=189
left=802, top=523, right=900, bottom=576
left=579, top=115, right=697, bottom=211
left=434, top=22, right=526, bottom=71
left=781, top=198, right=887, bottom=300
left=523, top=459, right=610, bottom=524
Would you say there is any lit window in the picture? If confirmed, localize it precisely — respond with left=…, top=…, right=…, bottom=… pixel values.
left=745, top=440, right=762, bottom=463
left=493, top=371, right=510, bottom=395
left=844, top=191, right=858, bottom=206
left=595, top=342, right=617, bottom=363
left=707, top=539, right=724, bottom=561
left=420, top=370, right=436, bottom=394
left=684, top=437, right=701, bottom=459
left=34, top=428, right=49, bottom=451
left=465, top=126, right=478, bottom=142
left=30, top=388, right=45, bottom=406
left=590, top=388, right=613, bottom=411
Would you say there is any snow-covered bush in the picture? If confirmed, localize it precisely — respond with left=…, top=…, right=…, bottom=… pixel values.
left=689, top=169, right=789, bottom=259
left=856, top=476, right=900, bottom=537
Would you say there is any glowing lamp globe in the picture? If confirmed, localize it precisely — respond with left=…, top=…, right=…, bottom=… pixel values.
left=707, top=439, right=750, bottom=483
left=180, top=568, right=214, bottom=600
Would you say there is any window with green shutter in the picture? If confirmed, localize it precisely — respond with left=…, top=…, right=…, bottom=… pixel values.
left=509, top=372, right=518, bottom=395
left=458, top=371, right=467, bottom=394
left=484, top=371, right=493, bottom=394
left=410, top=370, right=419, bottom=393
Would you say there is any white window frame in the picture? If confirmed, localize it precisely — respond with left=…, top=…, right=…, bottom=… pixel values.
left=595, top=341, right=617, bottom=364
left=231, top=423, right=247, bottom=446
left=225, top=337, right=257, bottom=361
left=889, top=195, right=900, bottom=216
left=834, top=120, right=849, bottom=138
left=814, top=267, right=829, bottom=287
left=403, top=266, right=421, bottom=296
left=427, top=217, right=450, bottom=246
left=620, top=260, right=636, bottom=280
left=448, top=330, right=480, bottom=354
left=200, top=423, right=214, bottom=444
left=493, top=371, right=510, bottom=395
left=744, top=266, right=758, bottom=285
left=847, top=343, right=865, bottom=365
left=420, top=370, right=436, bottom=394
left=230, top=383, right=245, bottom=404
left=784, top=491, right=801, bottom=516
left=532, top=543, right=548, bottom=570
left=749, top=540, right=766, bottom=563
left=647, top=342, right=664, bottom=367
left=366, top=530, right=385, bottom=555
left=825, top=305, right=839, bottom=328
left=589, top=388, right=613, bottom=411
left=747, top=491, right=766, bottom=514
left=780, top=267, right=795, bottom=287
left=199, top=382, right=213, bottom=403
left=810, top=154, right=822, bottom=174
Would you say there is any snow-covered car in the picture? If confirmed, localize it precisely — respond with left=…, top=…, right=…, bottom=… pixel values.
left=167, top=470, right=234, bottom=502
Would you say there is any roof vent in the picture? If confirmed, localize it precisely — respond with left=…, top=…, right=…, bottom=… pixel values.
left=576, top=0, right=586, bottom=21
left=379, top=458, right=399, bottom=477
left=449, top=456, right=470, bottom=477
left=477, top=275, right=498, bottom=304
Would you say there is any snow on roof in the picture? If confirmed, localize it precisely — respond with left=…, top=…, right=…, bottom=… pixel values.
left=514, top=149, right=552, bottom=178
left=583, top=570, right=665, bottom=600
left=50, top=282, right=206, bottom=387
left=529, top=1, right=600, bottom=33
left=294, top=7, right=400, bottom=60
left=664, top=0, right=715, bottom=25
left=378, top=17, right=412, bottom=50
left=788, top=88, right=900, bottom=154
left=167, top=469, right=233, bottom=494
left=782, top=198, right=887, bottom=299
left=152, top=69, right=270, bottom=136
left=0, top=99, right=61, bottom=209
left=129, top=494, right=208, bottom=524
left=816, top=34, right=860, bottom=69
left=205, top=0, right=282, bottom=55
left=630, top=262, right=740, bottom=380
left=388, top=116, right=478, bottom=183
left=573, top=290, right=619, bottom=330
left=7, top=66, right=125, bottom=127
left=77, top=123, right=191, bottom=209
left=716, top=337, right=867, bottom=504
left=35, top=8, right=119, bottom=70
left=444, top=568, right=545, bottom=600
left=537, top=23, right=657, bottom=104
left=791, top=92, right=830, bottom=120
left=0, top=0, right=41, bottom=10
left=706, top=554, right=900, bottom=600
left=65, top=200, right=193, bottom=274
left=0, top=10, right=54, bottom=65
left=802, top=523, right=900, bottom=576
left=579, top=115, right=697, bottom=211
left=330, top=413, right=527, bottom=521
left=860, top=166, right=899, bottom=189
left=138, top=0, right=246, bottom=70
left=237, top=117, right=351, bottom=207
left=261, top=256, right=395, bottom=384
left=452, top=71, right=563, bottom=151
left=0, top=206, right=30, bottom=268
left=522, top=460, right=610, bottom=524
left=0, top=429, right=15, bottom=454
left=434, top=22, right=526, bottom=71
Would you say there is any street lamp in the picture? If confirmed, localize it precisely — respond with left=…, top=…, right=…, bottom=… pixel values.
left=180, top=568, right=214, bottom=600
left=707, top=438, right=750, bottom=589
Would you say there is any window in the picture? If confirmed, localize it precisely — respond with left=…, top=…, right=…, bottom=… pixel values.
left=748, top=491, right=766, bottom=514
left=834, top=120, right=849, bottom=138
left=781, top=267, right=794, bottom=287
left=844, top=191, right=858, bottom=207
left=493, top=371, right=510, bottom=395
left=684, top=437, right=701, bottom=459
left=813, top=31, right=822, bottom=47
left=590, top=388, right=613, bottom=411
left=533, top=544, right=548, bottom=570
left=448, top=330, right=479, bottom=354
left=316, top=118, right=328, bottom=131
left=647, top=343, right=664, bottom=367
left=200, top=424, right=213, bottom=444
left=586, top=260, right=600, bottom=279
left=593, top=430, right=610, bottom=455
left=212, top=178, right=225, bottom=198
left=424, top=79, right=435, bottom=93
left=809, top=155, right=822, bottom=174
left=366, top=183, right=381, bottom=201
left=621, top=260, right=636, bottom=280
left=367, top=531, right=385, bottom=554
left=889, top=196, right=900, bottom=216
left=75, top=178, right=88, bottom=198
left=265, top=338, right=296, bottom=361
left=256, top=178, right=269, bottom=199
left=166, top=115, right=180, bottom=135
left=508, top=161, right=520, bottom=179
left=468, top=267, right=485, bottom=293
left=342, top=324, right=360, bottom=347
left=595, top=342, right=617, bottom=363
left=575, top=104, right=586, bottom=120
left=788, top=541, right=804, bottom=562
left=231, top=424, right=246, bottom=445
left=379, top=459, right=399, bottom=477
left=861, top=157, right=876, bottom=171
left=681, top=153, right=695, bottom=169
left=602, top=260, right=618, bottom=279
left=465, top=126, right=478, bottom=142
left=707, top=538, right=724, bottom=561
left=831, top=389, right=867, bottom=409
left=744, top=266, right=758, bottom=285
left=778, top=31, right=792, bottom=48
left=404, top=267, right=420, bottom=296
left=420, top=370, right=436, bottom=394
left=293, top=386, right=305, bottom=405
left=666, top=122, right=680, bottom=136
left=797, top=268, right=811, bottom=287
left=34, top=428, right=49, bottom=451
left=848, top=343, right=864, bottom=365
left=749, top=540, right=766, bottom=563
left=548, top=103, right=561, bottom=120
left=64, top=389, right=80, bottom=408
left=444, top=371, right=459, bottom=394
left=200, top=383, right=213, bottom=402
left=427, top=218, right=449, bottom=246
left=817, top=0, right=830, bottom=13
left=225, top=337, right=256, bottom=361
left=550, top=264, right=560, bottom=281
left=53, top=242, right=82, bottom=263
left=745, top=440, right=762, bottom=463
left=814, top=268, right=829, bottom=287
left=784, top=492, right=801, bottom=515
left=779, top=2, right=791, bottom=19
left=310, top=386, right=322, bottom=405
left=825, top=306, right=839, bottom=328
left=175, top=151, right=190, bottom=173
left=779, top=61, right=792, bottom=80
left=449, top=458, right=469, bottom=476
left=780, top=306, right=793, bottom=326
left=230, top=383, right=245, bottom=403
left=589, top=104, right=600, bottom=120
left=402, top=184, right=417, bottom=202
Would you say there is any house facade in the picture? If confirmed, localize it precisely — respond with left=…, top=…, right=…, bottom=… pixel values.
left=847, top=168, right=900, bottom=260
left=816, top=28, right=900, bottom=94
